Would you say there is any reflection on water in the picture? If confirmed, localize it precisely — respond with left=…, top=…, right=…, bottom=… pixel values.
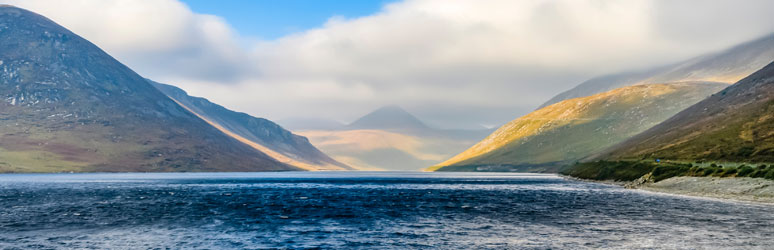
left=0, top=172, right=772, bottom=249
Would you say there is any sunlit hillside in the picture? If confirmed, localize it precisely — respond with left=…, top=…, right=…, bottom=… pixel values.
left=594, top=61, right=774, bottom=163
left=431, top=82, right=727, bottom=172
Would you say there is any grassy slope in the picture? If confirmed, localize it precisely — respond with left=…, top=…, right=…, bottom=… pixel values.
left=0, top=101, right=298, bottom=173
left=431, top=82, right=727, bottom=171
left=0, top=6, right=298, bottom=173
left=593, top=61, right=774, bottom=164
left=562, top=160, right=774, bottom=182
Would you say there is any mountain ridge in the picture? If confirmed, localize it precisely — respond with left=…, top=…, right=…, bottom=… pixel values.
left=346, top=105, right=430, bottom=132
left=151, top=81, right=353, bottom=171
left=539, top=33, right=774, bottom=109
left=0, top=6, right=298, bottom=172
left=590, top=60, right=774, bottom=163
left=432, top=81, right=727, bottom=172
left=297, top=105, right=491, bottom=170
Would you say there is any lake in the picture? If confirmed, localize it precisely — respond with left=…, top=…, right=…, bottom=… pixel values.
left=0, top=172, right=772, bottom=249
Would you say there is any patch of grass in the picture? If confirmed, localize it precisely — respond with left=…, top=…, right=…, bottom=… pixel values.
left=561, top=161, right=663, bottom=181
left=766, top=170, right=774, bottom=180
left=651, top=164, right=693, bottom=182
left=0, top=148, right=88, bottom=173
left=737, top=166, right=754, bottom=177
left=563, top=160, right=774, bottom=182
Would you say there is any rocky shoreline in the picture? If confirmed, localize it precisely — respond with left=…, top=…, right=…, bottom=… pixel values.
left=637, top=176, right=774, bottom=204
left=564, top=174, right=774, bottom=204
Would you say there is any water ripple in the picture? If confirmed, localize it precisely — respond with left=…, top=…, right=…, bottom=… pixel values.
left=0, top=172, right=772, bottom=249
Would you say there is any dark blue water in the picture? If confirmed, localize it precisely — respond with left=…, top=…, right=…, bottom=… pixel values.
left=0, top=172, right=773, bottom=249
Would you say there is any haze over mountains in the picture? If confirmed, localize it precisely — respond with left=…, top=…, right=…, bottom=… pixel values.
left=434, top=33, right=774, bottom=172
left=295, top=106, right=491, bottom=170
left=593, top=61, right=774, bottom=163
left=346, top=106, right=430, bottom=132
left=540, top=34, right=774, bottom=108
left=278, top=117, right=345, bottom=131
left=151, top=81, right=352, bottom=171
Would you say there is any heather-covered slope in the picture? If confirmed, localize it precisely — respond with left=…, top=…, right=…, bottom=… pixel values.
left=539, top=34, right=774, bottom=108
left=151, top=82, right=352, bottom=170
left=0, top=6, right=298, bottom=172
left=593, top=61, right=774, bottom=163
left=432, top=82, right=727, bottom=172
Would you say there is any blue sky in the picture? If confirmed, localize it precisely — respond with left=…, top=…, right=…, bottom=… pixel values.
left=181, top=0, right=394, bottom=40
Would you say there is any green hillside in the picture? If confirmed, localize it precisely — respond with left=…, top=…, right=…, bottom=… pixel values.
left=591, top=61, right=774, bottom=163
left=0, top=6, right=298, bottom=172
left=431, top=82, right=727, bottom=172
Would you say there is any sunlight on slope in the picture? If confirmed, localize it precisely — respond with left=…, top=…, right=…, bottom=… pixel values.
left=298, top=129, right=449, bottom=160
left=434, top=82, right=725, bottom=168
left=171, top=99, right=349, bottom=171
left=298, top=129, right=461, bottom=170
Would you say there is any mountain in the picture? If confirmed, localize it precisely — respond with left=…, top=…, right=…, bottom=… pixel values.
left=539, top=33, right=774, bottom=108
left=0, top=6, right=298, bottom=172
left=591, top=61, right=774, bottom=163
left=151, top=82, right=353, bottom=171
left=296, top=106, right=491, bottom=170
left=431, top=82, right=727, bottom=172
left=346, top=106, right=429, bottom=132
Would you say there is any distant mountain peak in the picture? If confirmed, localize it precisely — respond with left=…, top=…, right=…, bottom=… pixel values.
left=347, top=105, right=429, bottom=131
left=150, top=81, right=353, bottom=171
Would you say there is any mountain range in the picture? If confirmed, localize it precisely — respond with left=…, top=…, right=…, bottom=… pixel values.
left=539, top=33, right=774, bottom=109
left=151, top=81, right=352, bottom=171
left=590, top=61, right=774, bottom=163
left=433, top=33, right=774, bottom=172
left=431, top=82, right=727, bottom=172
left=0, top=6, right=336, bottom=172
left=3, top=5, right=773, bottom=175
left=294, top=106, right=492, bottom=170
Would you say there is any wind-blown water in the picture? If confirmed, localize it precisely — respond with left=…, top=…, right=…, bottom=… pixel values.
left=0, top=172, right=772, bottom=249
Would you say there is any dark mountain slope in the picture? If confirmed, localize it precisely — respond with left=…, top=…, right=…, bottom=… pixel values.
left=594, top=61, right=774, bottom=163
left=151, top=82, right=352, bottom=170
left=0, top=6, right=298, bottom=172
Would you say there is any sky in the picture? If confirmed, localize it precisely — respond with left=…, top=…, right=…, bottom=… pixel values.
left=4, top=0, right=774, bottom=129
left=180, top=0, right=393, bottom=40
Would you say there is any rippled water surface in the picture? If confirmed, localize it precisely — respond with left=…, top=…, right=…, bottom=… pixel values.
left=1, top=172, right=773, bottom=249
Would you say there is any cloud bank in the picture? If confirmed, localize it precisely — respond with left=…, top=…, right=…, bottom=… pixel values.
left=6, top=0, right=774, bottom=128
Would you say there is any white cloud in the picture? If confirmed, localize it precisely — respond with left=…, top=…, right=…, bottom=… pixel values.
left=5, top=0, right=247, bottom=82
left=5, top=0, right=774, bottom=128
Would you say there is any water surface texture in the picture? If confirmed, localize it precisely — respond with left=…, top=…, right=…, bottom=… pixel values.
left=1, top=172, right=773, bottom=249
